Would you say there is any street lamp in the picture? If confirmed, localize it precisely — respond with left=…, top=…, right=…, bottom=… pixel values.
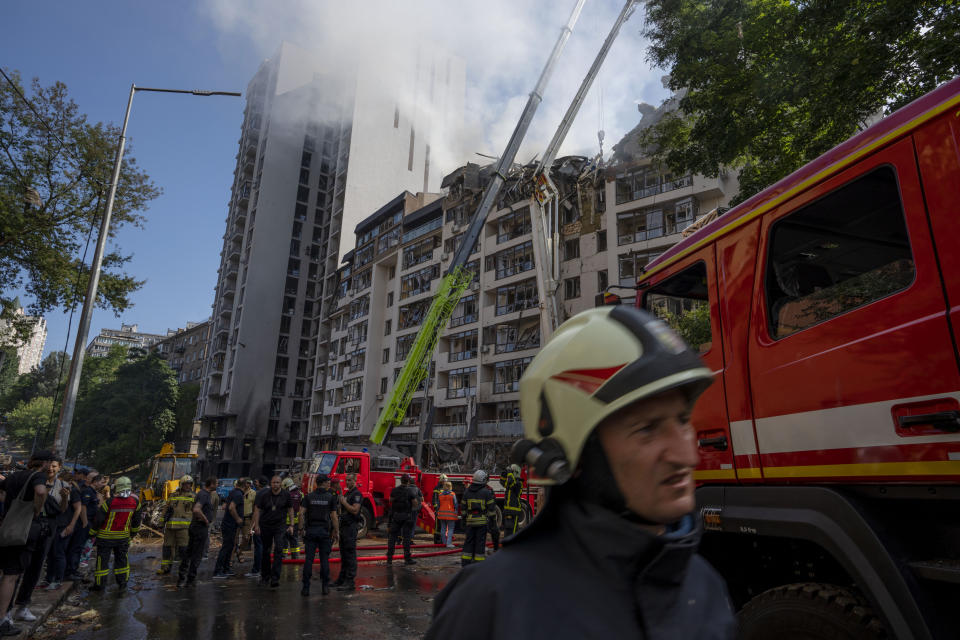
left=52, top=84, right=242, bottom=459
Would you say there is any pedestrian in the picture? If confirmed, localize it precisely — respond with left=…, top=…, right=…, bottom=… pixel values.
left=386, top=473, right=420, bottom=565
left=460, top=470, right=494, bottom=566
left=89, top=476, right=142, bottom=592
left=251, top=475, right=294, bottom=588
left=176, top=477, right=217, bottom=588
left=201, top=485, right=219, bottom=561
left=64, top=469, right=96, bottom=581
left=244, top=476, right=268, bottom=579
left=15, top=455, right=67, bottom=612
left=0, top=451, right=51, bottom=635
left=213, top=477, right=245, bottom=579
left=500, top=464, right=524, bottom=537
left=157, top=475, right=194, bottom=575
left=42, top=470, right=82, bottom=589
left=436, top=481, right=458, bottom=548
left=331, top=472, right=363, bottom=591
left=299, top=474, right=338, bottom=596
left=425, top=307, right=736, bottom=639
left=281, top=477, right=303, bottom=559
left=79, top=474, right=108, bottom=569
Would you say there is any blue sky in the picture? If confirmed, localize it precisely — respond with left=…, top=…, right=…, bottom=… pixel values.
left=3, top=0, right=668, bottom=360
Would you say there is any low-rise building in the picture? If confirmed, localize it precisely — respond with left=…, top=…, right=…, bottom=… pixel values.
left=155, top=320, right=211, bottom=384
left=86, top=323, right=167, bottom=358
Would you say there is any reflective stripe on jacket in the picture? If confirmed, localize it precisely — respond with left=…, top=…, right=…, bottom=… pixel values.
left=437, top=492, right=458, bottom=520
left=92, top=495, right=142, bottom=541
left=462, top=483, right=495, bottom=527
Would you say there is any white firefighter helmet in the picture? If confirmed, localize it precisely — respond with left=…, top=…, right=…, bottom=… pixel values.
left=514, top=306, right=712, bottom=484
left=472, top=470, right=488, bottom=484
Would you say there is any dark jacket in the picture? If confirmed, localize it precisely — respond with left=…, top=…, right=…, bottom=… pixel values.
left=426, top=498, right=736, bottom=640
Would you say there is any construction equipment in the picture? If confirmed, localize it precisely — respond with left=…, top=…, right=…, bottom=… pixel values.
left=530, top=0, right=639, bottom=343
left=139, top=443, right=199, bottom=528
left=370, top=0, right=588, bottom=445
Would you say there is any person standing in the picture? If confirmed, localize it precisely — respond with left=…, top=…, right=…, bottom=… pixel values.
left=500, top=464, right=524, bottom=537
left=332, top=472, right=362, bottom=591
left=245, top=476, right=268, bottom=579
left=436, top=482, right=458, bottom=548
left=64, top=469, right=96, bottom=581
left=43, top=470, right=82, bottom=589
left=460, top=470, right=495, bottom=566
left=425, top=307, right=736, bottom=639
left=89, top=476, right=142, bottom=592
left=213, top=478, right=245, bottom=578
left=299, top=475, right=339, bottom=596
left=239, top=478, right=255, bottom=560
left=281, top=477, right=303, bottom=559
left=17, top=456, right=67, bottom=610
left=157, top=475, right=194, bottom=575
left=0, top=452, right=51, bottom=635
left=386, top=474, right=420, bottom=566
left=251, top=475, right=294, bottom=588
left=177, top=477, right=217, bottom=588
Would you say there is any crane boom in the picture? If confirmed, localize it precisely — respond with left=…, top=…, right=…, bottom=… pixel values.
left=370, top=0, right=588, bottom=446
left=531, top=0, right=639, bottom=342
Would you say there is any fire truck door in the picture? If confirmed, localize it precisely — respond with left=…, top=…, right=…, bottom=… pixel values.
left=642, top=246, right=734, bottom=482
left=748, top=138, right=960, bottom=482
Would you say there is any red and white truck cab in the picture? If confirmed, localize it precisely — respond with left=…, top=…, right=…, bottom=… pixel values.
left=635, top=76, right=960, bottom=639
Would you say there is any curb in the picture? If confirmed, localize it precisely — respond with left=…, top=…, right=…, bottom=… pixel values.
left=12, top=579, right=78, bottom=638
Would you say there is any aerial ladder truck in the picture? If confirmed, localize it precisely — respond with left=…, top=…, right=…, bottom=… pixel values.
left=371, top=0, right=638, bottom=446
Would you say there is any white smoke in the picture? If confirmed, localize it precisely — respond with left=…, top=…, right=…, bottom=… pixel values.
left=199, top=0, right=668, bottom=174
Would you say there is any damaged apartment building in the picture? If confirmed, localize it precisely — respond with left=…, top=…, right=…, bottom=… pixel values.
left=311, top=109, right=737, bottom=473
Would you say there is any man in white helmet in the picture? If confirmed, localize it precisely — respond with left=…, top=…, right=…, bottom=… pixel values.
left=500, top=463, right=524, bottom=537
left=426, top=306, right=735, bottom=639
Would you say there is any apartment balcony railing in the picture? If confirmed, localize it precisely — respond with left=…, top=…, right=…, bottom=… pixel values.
left=477, top=420, right=523, bottom=438
left=401, top=217, right=442, bottom=244
left=445, top=386, right=477, bottom=400
left=432, top=424, right=467, bottom=440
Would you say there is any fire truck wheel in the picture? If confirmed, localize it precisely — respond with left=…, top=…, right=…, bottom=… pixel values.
left=357, top=506, right=375, bottom=539
left=738, top=583, right=889, bottom=640
left=518, top=501, right=532, bottom=528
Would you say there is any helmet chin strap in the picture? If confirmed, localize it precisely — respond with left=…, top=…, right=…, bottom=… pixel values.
left=571, top=433, right=661, bottom=527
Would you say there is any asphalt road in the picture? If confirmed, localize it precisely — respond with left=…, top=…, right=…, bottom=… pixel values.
left=63, top=536, right=462, bottom=639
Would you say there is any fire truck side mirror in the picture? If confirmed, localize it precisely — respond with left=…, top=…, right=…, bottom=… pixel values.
left=595, top=292, right=622, bottom=307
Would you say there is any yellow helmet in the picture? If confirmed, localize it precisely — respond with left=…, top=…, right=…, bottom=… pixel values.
left=281, top=477, right=295, bottom=490
left=514, top=307, right=712, bottom=484
left=179, top=475, right=194, bottom=485
left=115, top=476, right=133, bottom=493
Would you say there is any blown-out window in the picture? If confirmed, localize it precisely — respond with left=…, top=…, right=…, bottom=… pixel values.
left=645, top=261, right=712, bottom=354
left=765, top=166, right=915, bottom=339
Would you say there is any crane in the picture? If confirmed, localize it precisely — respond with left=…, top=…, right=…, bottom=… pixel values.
left=371, top=0, right=637, bottom=446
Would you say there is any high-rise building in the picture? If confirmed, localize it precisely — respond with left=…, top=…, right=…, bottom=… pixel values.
left=0, top=306, right=47, bottom=374
left=86, top=323, right=166, bottom=358
left=197, top=42, right=465, bottom=477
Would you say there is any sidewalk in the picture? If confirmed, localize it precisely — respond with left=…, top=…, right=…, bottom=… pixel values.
left=10, top=579, right=78, bottom=639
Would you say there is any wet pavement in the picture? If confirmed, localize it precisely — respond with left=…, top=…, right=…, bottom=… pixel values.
left=62, top=536, right=462, bottom=639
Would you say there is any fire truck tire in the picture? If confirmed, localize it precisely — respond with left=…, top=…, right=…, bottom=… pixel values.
left=519, top=501, right=532, bottom=528
left=357, top=506, right=375, bottom=539
left=738, top=583, right=889, bottom=640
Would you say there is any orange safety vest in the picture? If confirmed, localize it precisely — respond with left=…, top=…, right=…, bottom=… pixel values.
left=437, top=492, right=458, bottom=520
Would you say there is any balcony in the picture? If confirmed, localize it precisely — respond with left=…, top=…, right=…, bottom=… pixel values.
left=432, top=424, right=467, bottom=440
left=401, top=217, right=442, bottom=244
left=477, top=420, right=523, bottom=438
left=445, top=386, right=476, bottom=400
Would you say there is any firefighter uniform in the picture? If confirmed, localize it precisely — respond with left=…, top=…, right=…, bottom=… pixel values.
left=387, top=480, right=418, bottom=564
left=333, top=484, right=363, bottom=589
left=461, top=477, right=495, bottom=566
left=90, top=478, right=142, bottom=590
left=283, top=480, right=303, bottom=558
left=501, top=467, right=524, bottom=536
left=158, top=486, right=194, bottom=574
left=300, top=479, right=337, bottom=596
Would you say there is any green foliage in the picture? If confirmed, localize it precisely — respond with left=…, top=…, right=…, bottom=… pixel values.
left=0, top=70, right=160, bottom=335
left=69, top=351, right=178, bottom=472
left=0, top=350, right=68, bottom=414
left=6, top=395, right=53, bottom=449
left=0, top=347, right=19, bottom=399
left=639, top=0, right=960, bottom=203
left=657, top=303, right=712, bottom=352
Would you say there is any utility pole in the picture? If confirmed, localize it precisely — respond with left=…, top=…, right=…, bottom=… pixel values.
left=52, top=84, right=241, bottom=459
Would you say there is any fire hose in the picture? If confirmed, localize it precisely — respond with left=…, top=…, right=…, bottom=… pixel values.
left=277, top=542, right=493, bottom=564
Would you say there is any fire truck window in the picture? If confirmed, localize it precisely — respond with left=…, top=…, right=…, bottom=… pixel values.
left=644, top=261, right=712, bottom=353
left=765, top=166, right=914, bottom=339
left=336, top=458, right=360, bottom=474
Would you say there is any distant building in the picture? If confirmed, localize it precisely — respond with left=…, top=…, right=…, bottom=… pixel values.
left=155, top=320, right=211, bottom=385
left=0, top=306, right=47, bottom=374
left=86, top=324, right=167, bottom=358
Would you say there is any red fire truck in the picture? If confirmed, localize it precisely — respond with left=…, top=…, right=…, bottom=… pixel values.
left=300, top=446, right=540, bottom=539
left=634, top=77, right=960, bottom=639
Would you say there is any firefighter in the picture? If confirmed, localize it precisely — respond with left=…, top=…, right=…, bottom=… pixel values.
left=426, top=307, right=736, bottom=639
left=501, top=464, right=524, bottom=537
left=157, top=475, right=194, bottom=575
left=431, top=474, right=448, bottom=512
left=282, top=477, right=303, bottom=559
left=386, top=474, right=420, bottom=565
left=460, top=470, right=495, bottom=566
left=332, top=472, right=363, bottom=591
left=299, top=474, right=339, bottom=596
left=90, top=476, right=142, bottom=592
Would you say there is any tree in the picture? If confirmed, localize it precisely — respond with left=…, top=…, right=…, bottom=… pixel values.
left=0, top=70, right=161, bottom=341
left=0, top=350, right=68, bottom=414
left=639, top=1, right=960, bottom=203
left=0, top=347, right=19, bottom=399
left=69, top=351, right=178, bottom=471
left=6, top=395, right=53, bottom=449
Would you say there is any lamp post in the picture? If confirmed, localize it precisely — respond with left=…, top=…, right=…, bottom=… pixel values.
left=52, top=84, right=241, bottom=459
